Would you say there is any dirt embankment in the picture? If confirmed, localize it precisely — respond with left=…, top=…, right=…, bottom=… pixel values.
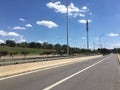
left=0, top=55, right=102, bottom=78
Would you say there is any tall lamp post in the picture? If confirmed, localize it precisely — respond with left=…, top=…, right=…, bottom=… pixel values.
left=66, top=0, right=69, bottom=56
left=86, top=20, right=89, bottom=50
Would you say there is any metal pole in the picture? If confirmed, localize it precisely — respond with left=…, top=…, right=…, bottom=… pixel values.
left=86, top=20, right=89, bottom=50
left=66, top=0, right=69, bottom=56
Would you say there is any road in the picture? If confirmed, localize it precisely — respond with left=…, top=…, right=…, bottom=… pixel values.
left=0, top=54, right=120, bottom=90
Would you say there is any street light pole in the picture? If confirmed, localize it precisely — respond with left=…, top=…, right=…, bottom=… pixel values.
left=66, top=0, right=69, bottom=56
left=86, top=20, right=89, bottom=50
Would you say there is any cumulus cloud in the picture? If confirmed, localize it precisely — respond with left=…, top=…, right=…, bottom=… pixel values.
left=0, top=30, right=26, bottom=43
left=47, top=1, right=67, bottom=14
left=36, top=20, right=58, bottom=28
left=46, top=1, right=90, bottom=18
left=25, top=24, right=32, bottom=28
left=19, top=18, right=26, bottom=22
left=78, top=19, right=92, bottom=24
left=8, top=32, right=21, bottom=37
left=107, top=33, right=119, bottom=37
left=81, top=6, right=89, bottom=11
left=0, top=30, right=8, bottom=36
left=18, top=38, right=26, bottom=43
left=38, top=40, right=47, bottom=44
left=0, top=30, right=22, bottom=37
left=12, top=26, right=26, bottom=30
left=0, top=39, right=5, bottom=43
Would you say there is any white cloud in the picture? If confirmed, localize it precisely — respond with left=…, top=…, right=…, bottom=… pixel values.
left=47, top=1, right=67, bottom=14
left=78, top=19, right=86, bottom=24
left=8, top=32, right=21, bottom=37
left=19, top=18, right=25, bottom=22
left=36, top=20, right=58, bottom=28
left=25, top=24, right=32, bottom=28
left=46, top=1, right=89, bottom=18
left=81, top=6, right=89, bottom=12
left=0, top=30, right=7, bottom=36
left=79, top=13, right=85, bottom=17
left=38, top=40, right=47, bottom=44
left=0, top=39, right=5, bottom=43
left=0, top=30, right=22, bottom=37
left=88, top=19, right=92, bottom=23
left=68, top=3, right=80, bottom=16
left=107, top=33, right=119, bottom=37
left=81, top=6, right=87, bottom=10
left=18, top=38, right=26, bottom=43
left=0, top=30, right=25, bottom=43
left=78, top=19, right=92, bottom=24
left=113, top=43, right=120, bottom=47
left=12, top=26, right=26, bottom=30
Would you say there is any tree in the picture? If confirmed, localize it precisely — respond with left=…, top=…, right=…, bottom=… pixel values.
left=28, top=42, right=37, bottom=48
left=47, top=44, right=53, bottom=49
left=19, top=42, right=28, bottom=48
left=6, top=40, right=16, bottom=47
left=54, top=44, right=62, bottom=54
left=42, top=42, right=49, bottom=49
left=61, top=45, right=68, bottom=54
left=98, top=48, right=110, bottom=55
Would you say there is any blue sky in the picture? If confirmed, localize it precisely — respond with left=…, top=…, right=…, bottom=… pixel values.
left=0, top=0, right=120, bottom=49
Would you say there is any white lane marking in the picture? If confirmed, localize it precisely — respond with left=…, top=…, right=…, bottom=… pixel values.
left=43, top=56, right=111, bottom=90
left=0, top=62, right=81, bottom=81
left=0, top=56, right=98, bottom=81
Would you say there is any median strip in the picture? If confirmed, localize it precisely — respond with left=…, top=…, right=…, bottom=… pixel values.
left=0, top=55, right=102, bottom=79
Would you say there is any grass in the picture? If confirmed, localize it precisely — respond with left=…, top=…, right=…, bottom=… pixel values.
left=0, top=46, right=55, bottom=55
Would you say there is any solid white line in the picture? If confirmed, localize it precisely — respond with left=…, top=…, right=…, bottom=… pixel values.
left=0, top=62, right=79, bottom=81
left=43, top=56, right=111, bottom=90
left=0, top=58, right=92, bottom=81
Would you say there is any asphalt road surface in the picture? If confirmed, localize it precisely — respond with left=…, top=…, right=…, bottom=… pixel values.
left=0, top=54, right=120, bottom=90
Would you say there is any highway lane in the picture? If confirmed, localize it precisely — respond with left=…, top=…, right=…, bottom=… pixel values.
left=0, top=54, right=119, bottom=90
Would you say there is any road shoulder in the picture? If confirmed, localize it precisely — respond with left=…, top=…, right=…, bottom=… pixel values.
left=0, top=55, right=102, bottom=78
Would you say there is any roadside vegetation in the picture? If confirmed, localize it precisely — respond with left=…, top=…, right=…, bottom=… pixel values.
left=0, top=40, right=99, bottom=59
left=2, top=40, right=120, bottom=60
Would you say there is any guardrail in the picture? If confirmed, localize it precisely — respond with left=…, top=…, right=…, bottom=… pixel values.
left=0, top=57, right=70, bottom=66
left=0, top=54, right=99, bottom=66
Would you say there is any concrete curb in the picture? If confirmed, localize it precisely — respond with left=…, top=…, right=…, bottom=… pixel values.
left=117, top=54, right=120, bottom=64
left=0, top=55, right=102, bottom=79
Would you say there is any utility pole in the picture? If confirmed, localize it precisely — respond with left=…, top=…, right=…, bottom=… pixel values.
left=66, top=0, right=69, bottom=56
left=86, top=20, right=89, bottom=50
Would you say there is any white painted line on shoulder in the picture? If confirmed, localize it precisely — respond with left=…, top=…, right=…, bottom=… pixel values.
left=43, top=56, right=111, bottom=90
left=0, top=62, right=78, bottom=81
left=0, top=57, right=93, bottom=81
